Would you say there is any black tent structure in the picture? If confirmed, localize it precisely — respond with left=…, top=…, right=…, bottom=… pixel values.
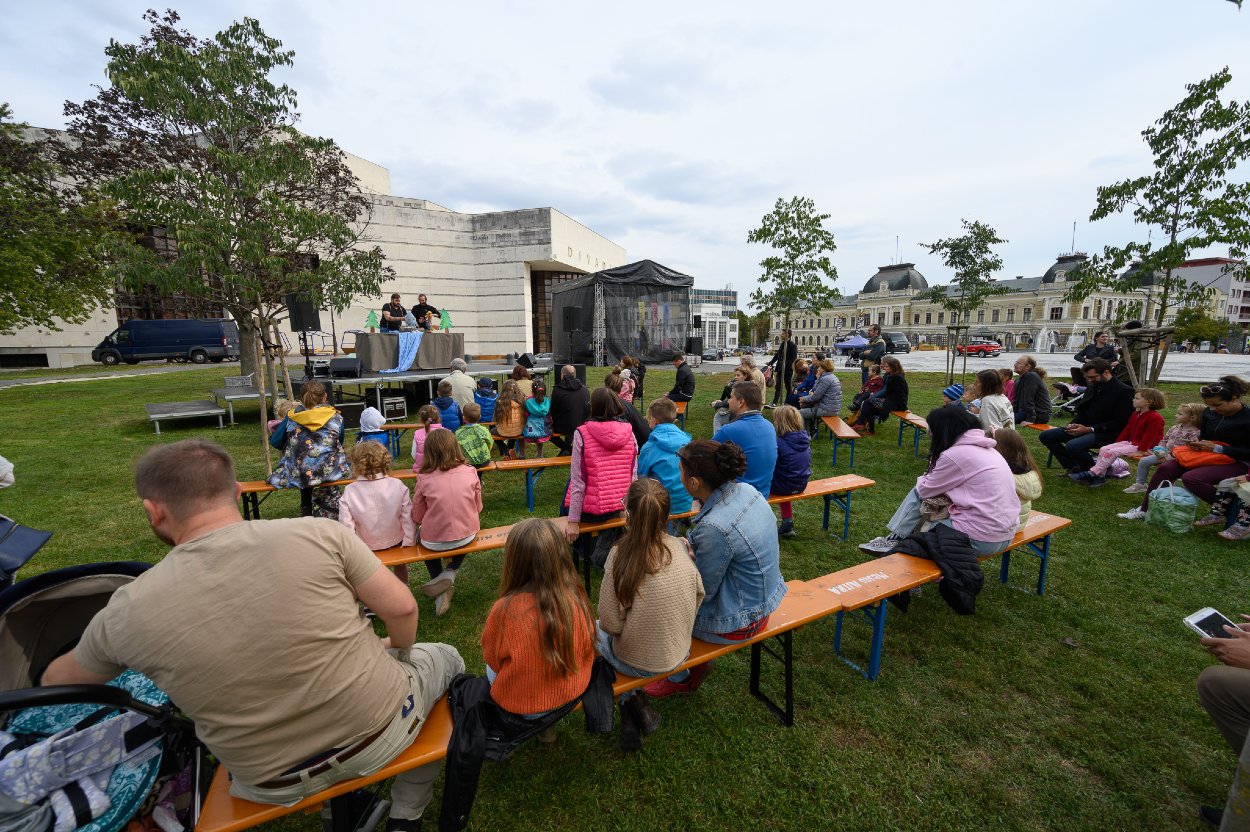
left=550, top=259, right=693, bottom=366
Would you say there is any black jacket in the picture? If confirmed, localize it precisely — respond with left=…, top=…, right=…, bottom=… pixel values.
left=768, top=340, right=797, bottom=373
left=892, top=524, right=984, bottom=615
left=1074, top=377, right=1135, bottom=436
left=1074, top=343, right=1118, bottom=363
left=1013, top=370, right=1051, bottom=424
left=551, top=376, right=589, bottom=438
left=440, top=659, right=615, bottom=831
left=1201, top=406, right=1250, bottom=461
left=620, top=401, right=651, bottom=448
left=668, top=361, right=695, bottom=401
left=881, top=373, right=909, bottom=413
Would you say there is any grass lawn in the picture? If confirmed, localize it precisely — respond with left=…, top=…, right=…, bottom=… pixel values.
left=0, top=365, right=1240, bottom=831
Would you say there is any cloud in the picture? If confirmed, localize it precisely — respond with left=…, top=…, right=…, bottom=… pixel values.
left=587, top=52, right=722, bottom=113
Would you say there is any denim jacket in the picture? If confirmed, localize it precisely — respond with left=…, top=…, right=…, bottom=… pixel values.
left=689, top=481, right=787, bottom=634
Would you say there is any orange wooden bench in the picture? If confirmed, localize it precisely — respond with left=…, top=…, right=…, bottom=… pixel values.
left=891, top=410, right=929, bottom=458
left=488, top=455, right=571, bottom=512
left=193, top=580, right=839, bottom=832
left=237, top=469, right=425, bottom=520
left=808, top=510, right=1072, bottom=681
left=815, top=415, right=860, bottom=468
left=674, top=399, right=688, bottom=429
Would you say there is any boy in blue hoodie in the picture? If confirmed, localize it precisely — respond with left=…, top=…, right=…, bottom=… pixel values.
left=637, top=397, right=693, bottom=517
left=432, top=379, right=461, bottom=431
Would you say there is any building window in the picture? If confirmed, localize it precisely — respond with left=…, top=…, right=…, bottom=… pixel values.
left=1095, top=299, right=1103, bottom=319
left=913, top=313, right=920, bottom=325
left=976, top=310, right=985, bottom=323
left=925, top=312, right=932, bottom=324
left=1023, top=306, right=1032, bottom=321
left=1007, top=307, right=1015, bottom=322
left=1049, top=306, right=1063, bottom=320
left=1082, top=306, right=1090, bottom=319
left=877, top=313, right=885, bottom=325
left=937, top=312, right=944, bottom=324
left=991, top=309, right=1000, bottom=323
left=892, top=311, right=901, bottom=325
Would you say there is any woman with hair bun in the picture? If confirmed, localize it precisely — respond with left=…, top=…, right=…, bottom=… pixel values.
left=644, top=439, right=786, bottom=698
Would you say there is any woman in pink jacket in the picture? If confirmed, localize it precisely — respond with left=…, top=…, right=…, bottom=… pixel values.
left=859, top=407, right=1020, bottom=556
left=412, top=428, right=483, bottom=616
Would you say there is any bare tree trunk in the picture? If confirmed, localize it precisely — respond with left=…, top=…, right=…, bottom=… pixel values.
left=255, top=330, right=273, bottom=475
left=272, top=320, right=294, bottom=400
left=238, top=317, right=261, bottom=380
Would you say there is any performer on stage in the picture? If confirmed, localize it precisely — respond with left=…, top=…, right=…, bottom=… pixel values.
left=411, top=294, right=439, bottom=331
left=380, top=293, right=406, bottom=332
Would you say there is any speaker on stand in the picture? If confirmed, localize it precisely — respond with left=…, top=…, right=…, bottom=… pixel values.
left=286, top=293, right=323, bottom=383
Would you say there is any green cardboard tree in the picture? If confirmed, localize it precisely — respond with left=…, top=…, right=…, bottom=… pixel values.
left=364, top=310, right=379, bottom=331
left=440, top=309, right=453, bottom=330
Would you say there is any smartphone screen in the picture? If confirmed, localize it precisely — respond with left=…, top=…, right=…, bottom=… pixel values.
left=1193, top=611, right=1236, bottom=639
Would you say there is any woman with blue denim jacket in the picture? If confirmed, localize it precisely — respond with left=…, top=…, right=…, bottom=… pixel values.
left=644, top=439, right=787, bottom=698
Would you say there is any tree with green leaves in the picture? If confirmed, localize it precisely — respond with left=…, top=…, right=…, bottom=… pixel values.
left=917, top=219, right=1008, bottom=383
left=746, top=196, right=840, bottom=335
left=1064, top=68, right=1250, bottom=386
left=56, top=9, right=393, bottom=390
left=1172, top=306, right=1229, bottom=348
left=0, top=103, right=118, bottom=335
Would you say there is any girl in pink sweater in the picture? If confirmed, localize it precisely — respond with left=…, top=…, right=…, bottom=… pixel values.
left=1071, top=388, right=1166, bottom=488
left=410, top=404, right=445, bottom=471
left=860, top=407, right=1019, bottom=556
left=411, top=428, right=482, bottom=616
left=340, top=440, right=415, bottom=585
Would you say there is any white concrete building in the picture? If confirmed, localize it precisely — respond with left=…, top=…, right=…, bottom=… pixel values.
left=0, top=146, right=626, bottom=367
left=694, top=302, right=738, bottom=353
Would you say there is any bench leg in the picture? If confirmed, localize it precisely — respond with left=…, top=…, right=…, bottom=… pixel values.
left=242, top=492, right=262, bottom=521
left=822, top=491, right=852, bottom=539
left=227, top=401, right=236, bottom=425
left=896, top=418, right=904, bottom=446
left=848, top=438, right=855, bottom=468
left=1045, top=449, right=1055, bottom=468
left=217, top=414, right=225, bottom=429
left=153, top=419, right=161, bottom=436
left=749, top=631, right=794, bottom=726
left=913, top=427, right=923, bottom=458
left=830, top=433, right=837, bottom=466
left=526, top=468, right=542, bottom=512
left=834, top=601, right=887, bottom=682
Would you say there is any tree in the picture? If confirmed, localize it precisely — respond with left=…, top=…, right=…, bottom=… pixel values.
left=746, top=196, right=840, bottom=334
left=0, top=103, right=118, bottom=334
left=56, top=10, right=393, bottom=388
left=1172, top=306, right=1228, bottom=347
left=734, top=308, right=771, bottom=348
left=917, top=219, right=1008, bottom=383
left=1064, top=68, right=1250, bottom=386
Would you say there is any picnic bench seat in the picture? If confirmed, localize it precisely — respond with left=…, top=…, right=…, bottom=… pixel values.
left=1019, top=423, right=1141, bottom=470
left=490, top=455, right=571, bottom=512
left=891, top=410, right=928, bottom=458
left=674, top=399, right=688, bottom=429
left=814, top=415, right=860, bottom=467
left=808, top=510, right=1072, bottom=681
left=145, top=401, right=227, bottom=435
left=193, top=580, right=841, bottom=832
left=237, top=469, right=423, bottom=520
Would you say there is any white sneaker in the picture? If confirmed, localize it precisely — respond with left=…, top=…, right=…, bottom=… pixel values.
left=1117, top=507, right=1147, bottom=520
left=1122, top=483, right=1148, bottom=494
left=421, top=570, right=456, bottom=598
left=858, top=534, right=902, bottom=554
left=434, top=585, right=455, bottom=616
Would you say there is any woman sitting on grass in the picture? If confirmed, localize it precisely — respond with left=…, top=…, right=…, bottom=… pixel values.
left=411, top=429, right=482, bottom=616
left=597, top=478, right=704, bottom=751
left=482, top=517, right=595, bottom=740
left=993, top=428, right=1043, bottom=534
left=771, top=405, right=811, bottom=540
left=645, top=440, right=785, bottom=699
left=859, top=407, right=1019, bottom=556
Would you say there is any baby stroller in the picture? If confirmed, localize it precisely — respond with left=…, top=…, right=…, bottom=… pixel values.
left=843, top=348, right=862, bottom=368
left=0, top=542, right=208, bottom=832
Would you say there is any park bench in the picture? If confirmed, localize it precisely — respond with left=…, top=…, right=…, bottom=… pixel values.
left=1020, top=423, right=1142, bottom=471
left=237, top=469, right=423, bottom=520
left=144, top=401, right=227, bottom=435
left=674, top=400, right=688, bottom=429
left=808, top=510, right=1072, bottom=681
left=891, top=410, right=928, bottom=458
left=192, top=580, right=841, bottom=832
left=813, top=415, right=860, bottom=468
left=489, top=455, right=571, bottom=512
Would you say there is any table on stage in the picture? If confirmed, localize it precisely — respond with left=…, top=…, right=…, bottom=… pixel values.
left=354, top=331, right=465, bottom=372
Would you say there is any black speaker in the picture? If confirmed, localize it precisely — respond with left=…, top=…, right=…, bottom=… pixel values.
left=517, top=352, right=536, bottom=369
left=286, top=293, right=321, bottom=332
left=329, top=357, right=361, bottom=378
left=565, top=333, right=592, bottom=365
left=685, top=336, right=703, bottom=355
left=693, top=315, right=702, bottom=329
left=568, top=363, right=587, bottom=385
left=562, top=306, right=580, bottom=332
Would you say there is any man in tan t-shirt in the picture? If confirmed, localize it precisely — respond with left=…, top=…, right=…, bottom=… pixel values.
left=42, top=439, right=463, bottom=832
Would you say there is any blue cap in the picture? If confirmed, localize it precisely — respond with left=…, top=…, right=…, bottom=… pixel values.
left=942, top=384, right=964, bottom=401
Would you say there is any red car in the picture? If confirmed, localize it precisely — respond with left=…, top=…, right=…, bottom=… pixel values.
left=955, top=339, right=1002, bottom=357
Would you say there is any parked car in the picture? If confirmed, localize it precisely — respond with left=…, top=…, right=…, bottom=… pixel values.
left=883, top=331, right=911, bottom=353
left=955, top=339, right=1003, bottom=357
left=91, top=318, right=240, bottom=366
left=702, top=350, right=721, bottom=361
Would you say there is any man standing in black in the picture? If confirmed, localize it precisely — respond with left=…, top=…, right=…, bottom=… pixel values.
left=765, top=329, right=798, bottom=407
left=380, top=293, right=406, bottom=332
left=410, top=294, right=439, bottom=330
left=1038, top=358, right=1135, bottom=474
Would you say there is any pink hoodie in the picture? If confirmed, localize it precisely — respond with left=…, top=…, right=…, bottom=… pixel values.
left=915, top=429, right=1020, bottom=544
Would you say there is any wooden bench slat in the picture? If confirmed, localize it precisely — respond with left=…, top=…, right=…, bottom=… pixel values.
left=819, top=415, right=860, bottom=440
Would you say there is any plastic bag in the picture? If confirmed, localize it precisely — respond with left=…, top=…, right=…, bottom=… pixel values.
left=1147, top=480, right=1198, bottom=534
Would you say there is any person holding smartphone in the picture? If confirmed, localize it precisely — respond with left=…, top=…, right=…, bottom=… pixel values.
left=1197, top=613, right=1250, bottom=827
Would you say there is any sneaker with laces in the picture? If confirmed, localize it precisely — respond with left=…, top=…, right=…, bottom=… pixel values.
left=434, top=586, right=455, bottom=616
left=858, top=534, right=902, bottom=555
left=420, top=571, right=456, bottom=597
left=1117, top=507, right=1147, bottom=520
left=1122, top=483, right=1148, bottom=494
left=1078, top=474, right=1107, bottom=488
left=1219, top=524, right=1250, bottom=541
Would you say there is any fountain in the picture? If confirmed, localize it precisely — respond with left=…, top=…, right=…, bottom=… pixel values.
left=1036, top=326, right=1053, bottom=353
left=1064, top=323, right=1082, bottom=352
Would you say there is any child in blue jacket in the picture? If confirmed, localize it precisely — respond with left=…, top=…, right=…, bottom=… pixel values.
left=432, top=379, right=461, bottom=431
left=771, top=405, right=812, bottom=539
left=637, top=397, right=693, bottom=515
left=474, top=377, right=497, bottom=422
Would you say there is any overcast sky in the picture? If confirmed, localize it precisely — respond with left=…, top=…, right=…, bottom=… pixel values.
left=3, top=1, right=1248, bottom=309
